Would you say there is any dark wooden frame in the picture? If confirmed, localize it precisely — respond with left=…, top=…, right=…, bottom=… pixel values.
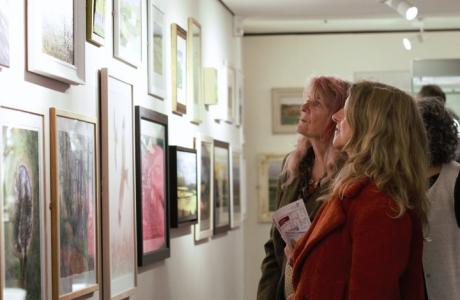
left=213, top=140, right=231, bottom=234
left=134, top=106, right=170, bottom=266
left=168, top=146, right=198, bottom=227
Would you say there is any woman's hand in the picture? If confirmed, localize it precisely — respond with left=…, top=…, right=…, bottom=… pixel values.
left=284, top=240, right=297, bottom=263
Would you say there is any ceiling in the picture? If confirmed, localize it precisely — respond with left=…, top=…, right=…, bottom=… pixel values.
left=220, top=0, right=460, bottom=34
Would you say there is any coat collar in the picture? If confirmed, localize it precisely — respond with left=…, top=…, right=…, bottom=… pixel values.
left=292, top=177, right=370, bottom=287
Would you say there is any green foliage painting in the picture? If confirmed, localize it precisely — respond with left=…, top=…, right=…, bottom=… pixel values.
left=3, top=126, right=42, bottom=300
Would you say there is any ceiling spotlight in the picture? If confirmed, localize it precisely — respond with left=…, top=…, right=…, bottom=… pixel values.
left=403, top=38, right=412, bottom=50
left=384, top=0, right=418, bottom=21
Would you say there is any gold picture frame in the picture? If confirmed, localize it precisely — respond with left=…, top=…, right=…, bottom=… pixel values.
left=86, top=0, right=106, bottom=46
left=50, top=108, right=100, bottom=300
left=257, top=154, right=284, bottom=223
left=171, top=23, right=187, bottom=115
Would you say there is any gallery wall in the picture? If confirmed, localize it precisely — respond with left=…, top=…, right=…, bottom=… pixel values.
left=242, top=31, right=460, bottom=300
left=0, top=0, right=245, bottom=299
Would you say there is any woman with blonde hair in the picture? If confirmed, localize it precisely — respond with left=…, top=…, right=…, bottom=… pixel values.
left=289, top=81, right=429, bottom=299
left=258, top=76, right=349, bottom=300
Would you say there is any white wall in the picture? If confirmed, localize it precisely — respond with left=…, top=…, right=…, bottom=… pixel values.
left=0, top=0, right=244, bottom=299
left=243, top=31, right=460, bottom=300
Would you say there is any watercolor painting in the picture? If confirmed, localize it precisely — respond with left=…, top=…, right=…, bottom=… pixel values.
left=0, top=0, right=10, bottom=67
left=232, top=152, right=241, bottom=225
left=148, top=2, right=165, bottom=98
left=2, top=125, right=43, bottom=299
left=42, top=0, right=74, bottom=64
left=56, top=117, right=97, bottom=295
left=93, top=0, right=106, bottom=38
left=140, top=121, right=166, bottom=254
left=176, top=150, right=198, bottom=223
left=114, top=0, right=141, bottom=66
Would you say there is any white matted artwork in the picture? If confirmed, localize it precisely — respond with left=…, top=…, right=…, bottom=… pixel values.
left=354, top=70, right=411, bottom=92
left=0, top=107, right=47, bottom=300
left=0, top=0, right=10, bottom=68
left=271, top=88, right=303, bottom=134
left=147, top=0, right=165, bottom=99
left=114, top=0, right=142, bottom=67
left=258, top=154, right=284, bottom=223
left=171, top=23, right=187, bottom=115
left=187, top=18, right=203, bottom=124
left=100, top=69, right=137, bottom=300
left=27, top=0, right=85, bottom=84
left=193, top=135, right=213, bottom=241
left=226, top=67, right=236, bottom=124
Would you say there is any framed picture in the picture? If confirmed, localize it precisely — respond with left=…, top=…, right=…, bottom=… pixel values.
left=225, top=67, right=236, bottom=124
left=27, top=0, right=85, bottom=84
left=147, top=1, right=166, bottom=99
left=0, top=0, right=10, bottom=68
left=213, top=140, right=231, bottom=234
left=258, top=154, right=284, bottom=223
left=100, top=68, right=137, bottom=299
left=193, top=135, right=213, bottom=241
left=86, top=0, right=106, bottom=46
left=0, top=107, right=46, bottom=300
left=231, top=151, right=242, bottom=228
left=113, top=0, right=141, bottom=67
left=235, top=70, right=244, bottom=127
left=134, top=106, right=170, bottom=266
left=50, top=108, right=99, bottom=299
left=203, top=68, right=218, bottom=106
left=187, top=18, right=203, bottom=124
left=171, top=23, right=187, bottom=115
left=168, top=146, right=198, bottom=228
left=272, top=88, right=304, bottom=134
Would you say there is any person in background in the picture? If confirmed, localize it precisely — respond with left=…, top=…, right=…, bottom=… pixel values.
left=417, top=97, right=460, bottom=300
left=416, top=84, right=460, bottom=162
left=288, top=81, right=429, bottom=300
left=257, top=76, right=349, bottom=300
left=417, top=84, right=446, bottom=104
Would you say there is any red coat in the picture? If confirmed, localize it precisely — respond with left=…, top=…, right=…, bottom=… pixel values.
left=291, top=179, right=424, bottom=300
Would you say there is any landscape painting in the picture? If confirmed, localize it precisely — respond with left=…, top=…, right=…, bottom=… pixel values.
left=2, top=114, right=44, bottom=300
left=93, top=0, right=106, bottom=38
left=42, top=0, right=74, bottom=65
left=147, top=1, right=165, bottom=99
left=213, top=140, right=230, bottom=234
left=114, top=0, right=141, bottom=66
left=55, top=115, right=97, bottom=297
left=257, top=154, right=284, bottom=222
left=135, top=106, right=170, bottom=266
left=176, top=149, right=198, bottom=224
left=0, top=0, right=10, bottom=67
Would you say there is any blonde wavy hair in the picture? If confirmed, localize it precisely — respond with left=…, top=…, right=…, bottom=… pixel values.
left=282, top=76, right=350, bottom=187
left=333, top=81, right=429, bottom=225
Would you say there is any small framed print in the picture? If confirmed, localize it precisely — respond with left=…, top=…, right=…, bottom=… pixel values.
left=113, top=0, right=142, bottom=67
left=231, top=151, right=242, bottom=228
left=168, top=146, right=198, bottom=228
left=147, top=1, right=166, bottom=99
left=213, top=140, right=231, bottom=234
left=226, top=67, right=236, bottom=124
left=272, top=88, right=304, bottom=134
left=258, top=154, right=284, bottom=223
left=171, top=23, right=187, bottom=115
left=187, top=18, right=203, bottom=124
left=86, top=0, right=106, bottom=46
left=50, top=108, right=99, bottom=299
left=194, top=135, right=213, bottom=241
left=134, top=106, right=170, bottom=266
left=27, top=0, right=86, bottom=84
left=1, top=107, right=47, bottom=300
left=100, top=68, right=137, bottom=299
